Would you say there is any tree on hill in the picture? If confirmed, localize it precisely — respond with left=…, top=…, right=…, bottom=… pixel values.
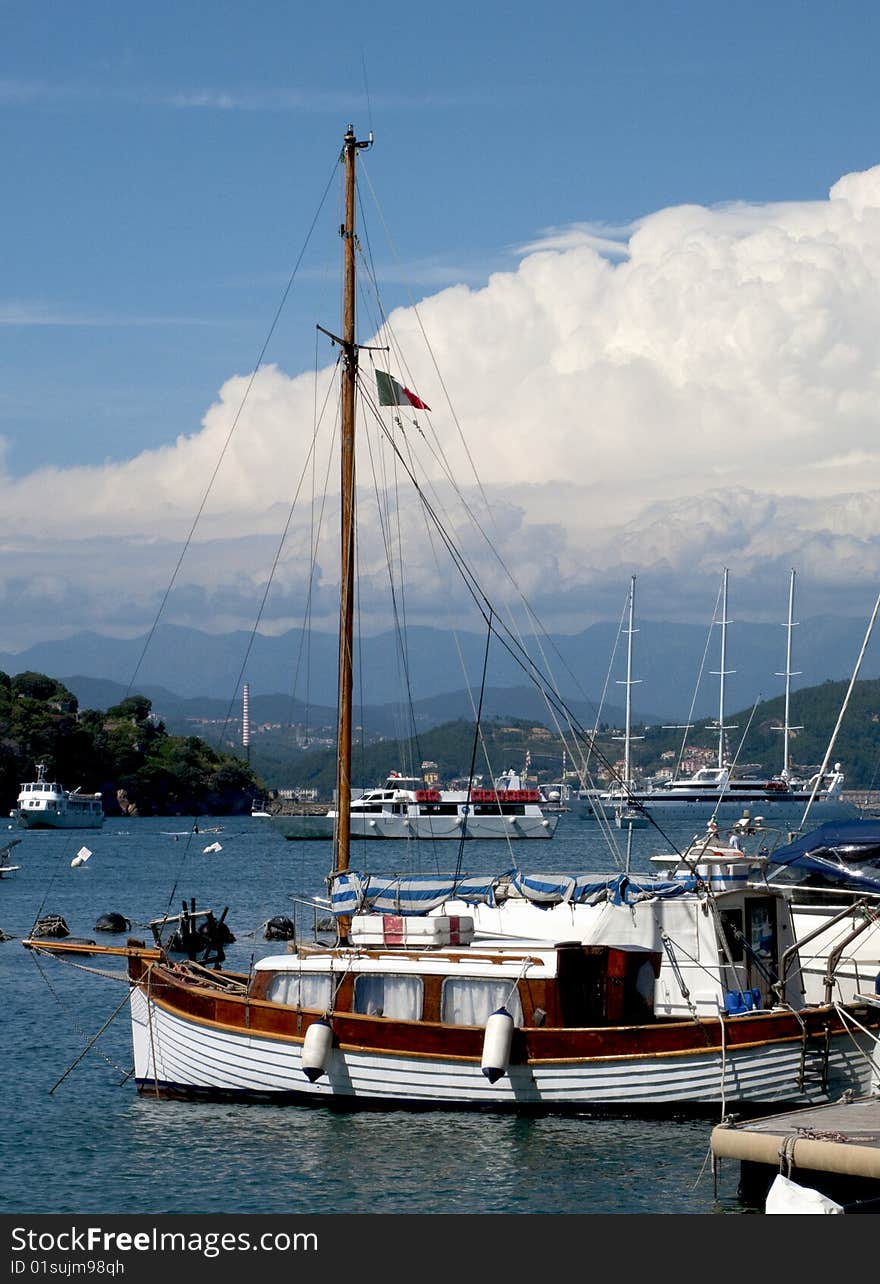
left=0, top=671, right=261, bottom=815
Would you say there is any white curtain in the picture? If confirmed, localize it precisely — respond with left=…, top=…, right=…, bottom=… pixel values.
left=353, top=974, right=423, bottom=1019
left=441, top=978, right=523, bottom=1026
left=265, top=972, right=333, bottom=1010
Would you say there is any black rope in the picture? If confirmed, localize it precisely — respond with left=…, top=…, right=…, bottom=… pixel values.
left=125, top=157, right=339, bottom=699
left=455, top=611, right=493, bottom=881
left=357, top=374, right=687, bottom=855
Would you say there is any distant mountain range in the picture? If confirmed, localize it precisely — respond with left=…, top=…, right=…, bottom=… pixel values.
left=56, top=678, right=628, bottom=743
left=2, top=613, right=879, bottom=726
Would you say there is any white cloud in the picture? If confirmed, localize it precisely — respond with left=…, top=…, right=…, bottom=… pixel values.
left=4, top=164, right=880, bottom=649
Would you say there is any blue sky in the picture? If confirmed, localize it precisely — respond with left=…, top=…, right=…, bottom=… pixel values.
left=4, top=1, right=879, bottom=474
left=3, top=2, right=880, bottom=656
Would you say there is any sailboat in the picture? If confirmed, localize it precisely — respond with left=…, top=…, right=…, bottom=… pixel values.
left=576, top=570, right=858, bottom=828
left=22, top=126, right=880, bottom=1112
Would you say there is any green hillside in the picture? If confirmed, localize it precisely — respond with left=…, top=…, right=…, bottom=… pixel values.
left=249, top=677, right=880, bottom=795
left=591, top=677, right=880, bottom=788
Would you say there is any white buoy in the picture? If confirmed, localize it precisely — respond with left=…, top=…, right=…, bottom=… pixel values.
left=301, top=1018, right=333, bottom=1082
left=481, top=1007, right=514, bottom=1083
left=71, top=846, right=92, bottom=868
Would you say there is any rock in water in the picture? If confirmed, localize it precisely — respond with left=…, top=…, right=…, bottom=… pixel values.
left=263, top=915, right=296, bottom=941
left=95, top=912, right=132, bottom=933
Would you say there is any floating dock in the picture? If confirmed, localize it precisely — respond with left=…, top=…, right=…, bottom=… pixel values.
left=711, top=1092, right=880, bottom=1211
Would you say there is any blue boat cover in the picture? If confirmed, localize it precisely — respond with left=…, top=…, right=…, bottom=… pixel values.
left=330, top=869, right=687, bottom=916
left=510, top=871, right=686, bottom=905
left=768, top=819, right=880, bottom=892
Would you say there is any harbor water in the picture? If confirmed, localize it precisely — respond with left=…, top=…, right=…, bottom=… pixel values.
left=0, top=811, right=763, bottom=1216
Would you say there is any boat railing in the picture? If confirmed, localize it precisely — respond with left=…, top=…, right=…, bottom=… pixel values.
left=289, top=894, right=338, bottom=945
left=773, top=896, right=873, bottom=1004
left=821, top=906, right=880, bottom=1006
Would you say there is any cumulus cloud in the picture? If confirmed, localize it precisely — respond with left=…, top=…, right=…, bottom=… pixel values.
left=4, top=163, right=880, bottom=650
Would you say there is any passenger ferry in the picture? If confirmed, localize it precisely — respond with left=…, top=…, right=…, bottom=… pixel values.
left=11, top=762, right=104, bottom=830
left=272, top=768, right=558, bottom=840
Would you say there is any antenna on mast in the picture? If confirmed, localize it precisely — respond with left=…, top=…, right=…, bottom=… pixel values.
left=771, top=569, right=802, bottom=778
left=613, top=575, right=643, bottom=792
left=709, top=568, right=737, bottom=768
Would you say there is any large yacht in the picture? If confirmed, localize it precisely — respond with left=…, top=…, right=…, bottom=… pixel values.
left=574, top=762, right=857, bottom=826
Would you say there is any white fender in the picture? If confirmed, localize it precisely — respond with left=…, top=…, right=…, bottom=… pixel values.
left=481, top=1007, right=514, bottom=1083
left=301, top=1018, right=333, bottom=1082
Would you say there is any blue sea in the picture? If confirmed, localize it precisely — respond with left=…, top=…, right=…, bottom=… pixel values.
left=0, top=812, right=757, bottom=1217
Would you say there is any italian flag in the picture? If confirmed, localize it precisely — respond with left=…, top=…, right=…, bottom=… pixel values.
left=376, top=370, right=430, bottom=410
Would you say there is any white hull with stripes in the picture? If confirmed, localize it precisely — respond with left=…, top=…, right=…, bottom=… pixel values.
left=130, top=989, right=876, bottom=1109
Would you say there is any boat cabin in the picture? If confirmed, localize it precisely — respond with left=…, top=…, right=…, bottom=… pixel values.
left=249, top=934, right=661, bottom=1030
left=432, top=861, right=804, bottom=1020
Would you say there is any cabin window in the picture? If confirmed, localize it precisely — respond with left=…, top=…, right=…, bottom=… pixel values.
left=747, top=899, right=778, bottom=972
left=353, top=974, right=423, bottom=1019
left=265, top=972, right=332, bottom=1010
left=719, top=909, right=745, bottom=963
left=440, top=978, right=524, bottom=1027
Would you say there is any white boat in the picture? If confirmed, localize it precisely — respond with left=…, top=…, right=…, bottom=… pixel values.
left=271, top=767, right=558, bottom=841
left=25, top=846, right=880, bottom=1110
left=250, top=795, right=272, bottom=818
left=451, top=818, right=880, bottom=1008
left=22, top=124, right=880, bottom=1115
left=575, top=761, right=857, bottom=826
left=10, top=762, right=104, bottom=830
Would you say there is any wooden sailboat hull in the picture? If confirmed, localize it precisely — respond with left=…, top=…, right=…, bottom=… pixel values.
left=128, top=968, right=878, bottom=1111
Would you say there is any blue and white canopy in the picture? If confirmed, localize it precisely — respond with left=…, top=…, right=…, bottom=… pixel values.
left=331, top=871, right=507, bottom=917
left=330, top=869, right=687, bottom=916
left=511, top=871, right=686, bottom=905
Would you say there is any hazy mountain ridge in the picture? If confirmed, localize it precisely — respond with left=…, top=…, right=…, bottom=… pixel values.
left=2, top=613, right=878, bottom=722
left=60, top=677, right=636, bottom=741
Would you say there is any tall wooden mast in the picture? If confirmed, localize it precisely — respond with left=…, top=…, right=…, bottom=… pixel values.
left=334, top=126, right=370, bottom=919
